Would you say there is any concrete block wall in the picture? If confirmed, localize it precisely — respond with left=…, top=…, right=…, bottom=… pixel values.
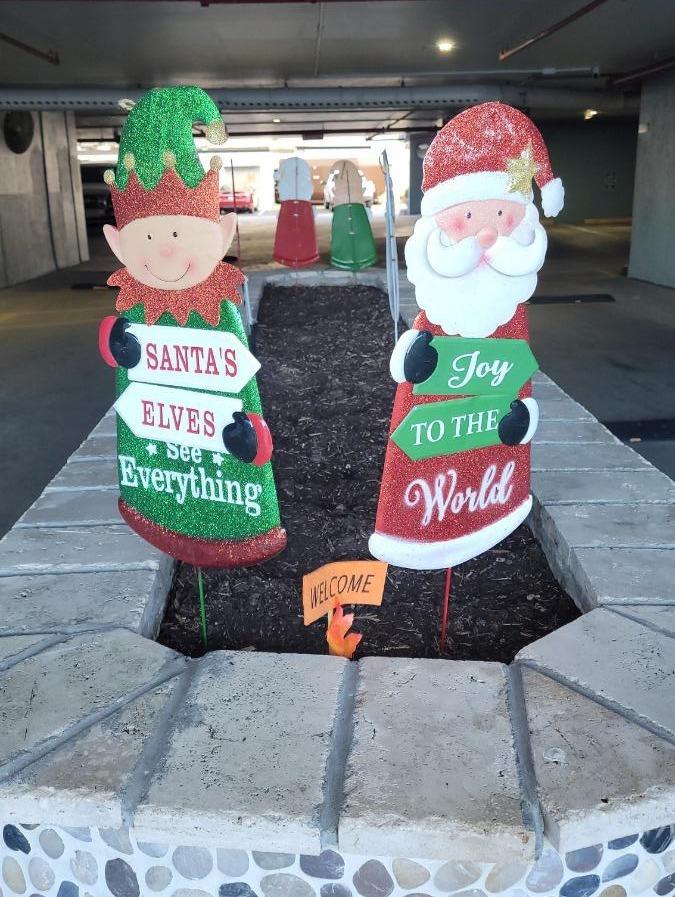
left=0, top=110, right=88, bottom=288
left=629, top=70, right=675, bottom=287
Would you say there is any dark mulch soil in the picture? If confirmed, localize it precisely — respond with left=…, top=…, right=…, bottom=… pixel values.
left=159, top=285, right=579, bottom=662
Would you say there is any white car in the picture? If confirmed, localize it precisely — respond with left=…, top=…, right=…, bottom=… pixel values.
left=323, top=168, right=375, bottom=209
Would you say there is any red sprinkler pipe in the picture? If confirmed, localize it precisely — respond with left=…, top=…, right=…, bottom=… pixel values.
left=499, top=0, right=611, bottom=62
left=613, top=54, right=675, bottom=86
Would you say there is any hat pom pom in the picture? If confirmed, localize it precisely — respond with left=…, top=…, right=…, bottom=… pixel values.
left=206, top=119, right=227, bottom=145
left=541, top=177, right=564, bottom=218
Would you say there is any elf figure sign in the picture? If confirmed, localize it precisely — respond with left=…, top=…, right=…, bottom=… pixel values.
left=370, top=103, right=564, bottom=570
left=99, top=86, right=286, bottom=567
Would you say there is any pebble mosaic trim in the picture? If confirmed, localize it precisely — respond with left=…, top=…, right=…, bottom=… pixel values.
left=0, top=821, right=673, bottom=897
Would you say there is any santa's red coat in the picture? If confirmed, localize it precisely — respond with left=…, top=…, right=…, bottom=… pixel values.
left=370, top=304, right=533, bottom=570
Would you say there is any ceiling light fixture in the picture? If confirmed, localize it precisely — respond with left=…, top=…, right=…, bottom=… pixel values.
left=584, top=108, right=599, bottom=120
left=273, top=117, right=281, bottom=123
left=436, top=39, right=454, bottom=53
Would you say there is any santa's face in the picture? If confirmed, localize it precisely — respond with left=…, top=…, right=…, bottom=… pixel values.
left=436, top=199, right=525, bottom=246
left=104, top=213, right=236, bottom=290
left=405, top=198, right=548, bottom=338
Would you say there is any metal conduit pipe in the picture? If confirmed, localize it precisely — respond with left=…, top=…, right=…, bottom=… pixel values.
left=0, top=84, right=633, bottom=113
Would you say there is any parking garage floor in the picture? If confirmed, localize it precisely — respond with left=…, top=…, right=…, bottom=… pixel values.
left=0, top=209, right=671, bottom=535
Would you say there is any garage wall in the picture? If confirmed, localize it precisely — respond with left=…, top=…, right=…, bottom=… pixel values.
left=0, top=111, right=88, bottom=288
left=408, top=119, right=636, bottom=224
left=629, top=71, right=675, bottom=288
left=539, top=119, right=637, bottom=224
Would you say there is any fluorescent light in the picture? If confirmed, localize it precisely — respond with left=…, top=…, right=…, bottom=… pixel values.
left=583, top=109, right=599, bottom=120
left=436, top=39, right=454, bottom=53
left=272, top=118, right=281, bottom=123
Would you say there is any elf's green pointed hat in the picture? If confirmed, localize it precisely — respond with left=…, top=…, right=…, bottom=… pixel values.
left=113, top=86, right=226, bottom=190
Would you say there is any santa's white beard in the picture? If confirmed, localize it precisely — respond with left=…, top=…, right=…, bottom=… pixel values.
left=404, top=205, right=548, bottom=338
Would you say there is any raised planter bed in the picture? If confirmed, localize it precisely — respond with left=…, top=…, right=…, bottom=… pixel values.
left=0, top=267, right=672, bottom=897
left=161, top=283, right=578, bottom=662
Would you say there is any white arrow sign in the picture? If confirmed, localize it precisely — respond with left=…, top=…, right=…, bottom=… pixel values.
left=115, top=382, right=242, bottom=452
left=125, top=323, right=260, bottom=394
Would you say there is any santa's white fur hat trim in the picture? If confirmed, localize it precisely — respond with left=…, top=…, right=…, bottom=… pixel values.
left=541, top=177, right=564, bottom=218
left=421, top=170, right=564, bottom=219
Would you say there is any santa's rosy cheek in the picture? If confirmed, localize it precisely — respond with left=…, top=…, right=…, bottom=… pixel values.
left=505, top=214, right=515, bottom=230
left=445, top=218, right=464, bottom=236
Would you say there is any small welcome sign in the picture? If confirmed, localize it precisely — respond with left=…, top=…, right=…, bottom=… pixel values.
left=302, top=560, right=388, bottom=625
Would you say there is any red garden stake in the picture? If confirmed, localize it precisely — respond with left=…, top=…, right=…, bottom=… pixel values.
left=439, top=567, right=452, bottom=653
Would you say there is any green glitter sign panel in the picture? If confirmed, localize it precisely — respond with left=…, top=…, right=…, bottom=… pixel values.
left=391, top=393, right=517, bottom=461
left=116, top=301, right=281, bottom=541
left=413, top=336, right=538, bottom=397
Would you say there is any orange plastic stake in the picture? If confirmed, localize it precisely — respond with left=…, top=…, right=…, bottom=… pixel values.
left=326, top=597, right=363, bottom=659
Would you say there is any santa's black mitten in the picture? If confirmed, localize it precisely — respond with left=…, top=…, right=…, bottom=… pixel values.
left=498, top=400, right=531, bottom=445
left=99, top=316, right=141, bottom=369
left=222, top=411, right=273, bottom=466
left=404, top=331, right=438, bottom=384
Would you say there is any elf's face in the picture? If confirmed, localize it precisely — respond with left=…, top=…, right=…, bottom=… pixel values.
left=104, top=214, right=237, bottom=290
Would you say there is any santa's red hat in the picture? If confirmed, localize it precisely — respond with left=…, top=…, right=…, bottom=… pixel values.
left=421, top=102, right=564, bottom=219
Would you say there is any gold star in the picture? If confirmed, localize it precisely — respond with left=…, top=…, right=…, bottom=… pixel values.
left=506, top=143, right=538, bottom=196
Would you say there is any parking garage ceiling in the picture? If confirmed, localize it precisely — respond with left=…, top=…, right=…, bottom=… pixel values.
left=0, top=0, right=672, bottom=136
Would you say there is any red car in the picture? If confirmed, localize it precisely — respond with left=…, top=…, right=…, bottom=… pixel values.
left=219, top=188, right=256, bottom=213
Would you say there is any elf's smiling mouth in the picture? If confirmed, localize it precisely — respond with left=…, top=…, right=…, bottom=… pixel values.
left=144, top=264, right=191, bottom=283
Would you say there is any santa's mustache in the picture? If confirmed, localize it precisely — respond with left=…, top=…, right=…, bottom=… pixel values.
left=425, top=219, right=548, bottom=279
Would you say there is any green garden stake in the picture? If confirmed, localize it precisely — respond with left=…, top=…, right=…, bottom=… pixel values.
left=196, top=566, right=208, bottom=648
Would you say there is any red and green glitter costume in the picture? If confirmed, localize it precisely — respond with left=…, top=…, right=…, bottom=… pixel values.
left=100, top=87, right=286, bottom=567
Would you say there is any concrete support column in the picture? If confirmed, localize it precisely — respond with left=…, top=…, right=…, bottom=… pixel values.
left=629, top=71, right=675, bottom=287
left=0, top=110, right=88, bottom=288
left=407, top=132, right=435, bottom=216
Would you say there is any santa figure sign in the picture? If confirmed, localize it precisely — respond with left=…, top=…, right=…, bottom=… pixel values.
left=370, top=102, right=564, bottom=571
left=99, top=86, right=286, bottom=568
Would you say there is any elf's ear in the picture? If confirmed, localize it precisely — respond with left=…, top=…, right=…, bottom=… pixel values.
left=103, top=224, right=124, bottom=264
left=218, top=213, right=237, bottom=257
